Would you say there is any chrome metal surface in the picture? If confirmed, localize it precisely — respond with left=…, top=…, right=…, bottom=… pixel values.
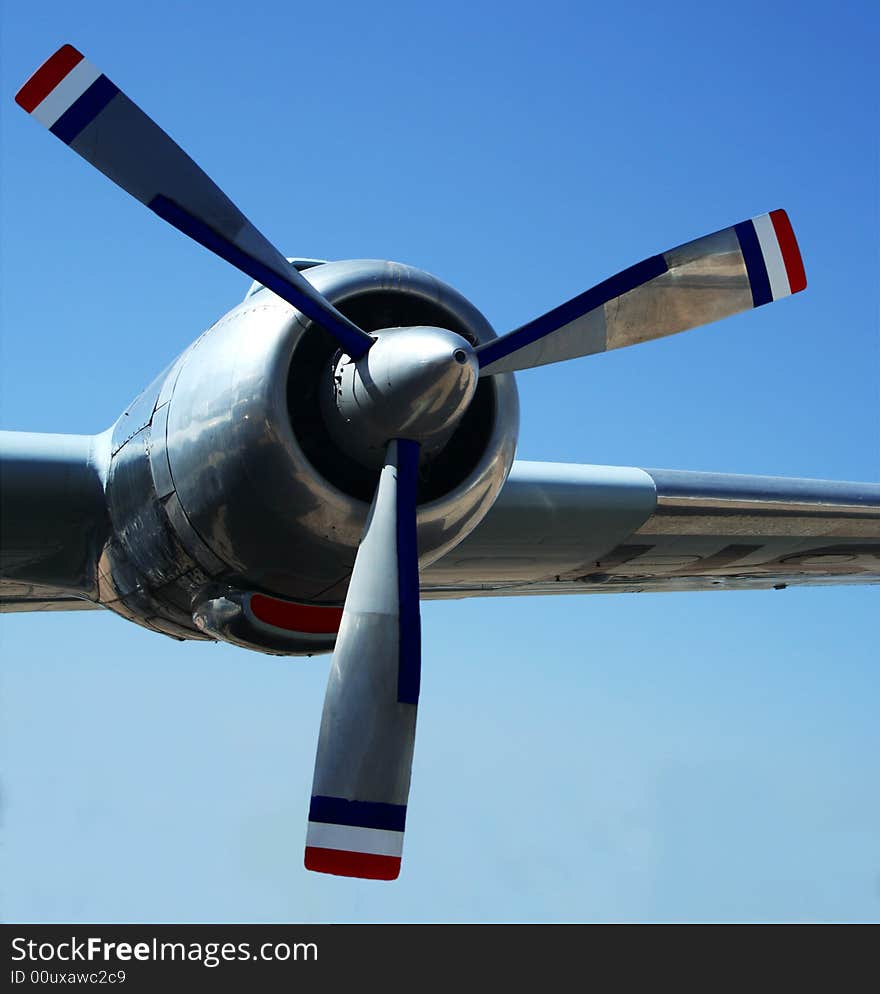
left=162, top=260, right=517, bottom=608
left=62, top=259, right=516, bottom=646
left=0, top=430, right=110, bottom=606
left=5, top=436, right=880, bottom=622
left=421, top=462, right=880, bottom=598
left=322, top=327, right=478, bottom=469
left=648, top=469, right=880, bottom=520
left=310, top=440, right=418, bottom=809
left=607, top=227, right=751, bottom=350
left=478, top=224, right=755, bottom=375
left=422, top=461, right=658, bottom=588
left=99, top=412, right=214, bottom=641
left=0, top=591, right=104, bottom=612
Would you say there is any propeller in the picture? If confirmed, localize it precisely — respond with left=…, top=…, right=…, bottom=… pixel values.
left=17, top=44, right=807, bottom=879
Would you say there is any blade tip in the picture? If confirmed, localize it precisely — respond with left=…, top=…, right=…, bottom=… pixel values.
left=304, top=847, right=401, bottom=880
left=769, top=208, right=807, bottom=294
left=15, top=44, right=85, bottom=112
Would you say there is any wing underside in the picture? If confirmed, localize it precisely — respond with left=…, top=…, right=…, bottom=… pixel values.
left=421, top=462, right=880, bottom=598
left=0, top=585, right=103, bottom=612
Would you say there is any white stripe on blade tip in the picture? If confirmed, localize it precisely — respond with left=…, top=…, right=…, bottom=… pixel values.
left=31, top=58, right=102, bottom=128
left=306, top=821, right=404, bottom=858
left=752, top=212, right=791, bottom=301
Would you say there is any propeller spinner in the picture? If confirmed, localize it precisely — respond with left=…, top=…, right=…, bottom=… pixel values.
left=322, top=327, right=479, bottom=470
left=16, top=44, right=806, bottom=879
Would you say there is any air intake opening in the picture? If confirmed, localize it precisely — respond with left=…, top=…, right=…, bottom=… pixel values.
left=287, top=290, right=497, bottom=504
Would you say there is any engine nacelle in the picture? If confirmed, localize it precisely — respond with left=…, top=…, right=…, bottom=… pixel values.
left=99, top=260, right=519, bottom=653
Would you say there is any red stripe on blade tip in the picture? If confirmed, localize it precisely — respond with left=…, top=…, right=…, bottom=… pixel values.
left=769, top=209, right=807, bottom=294
left=304, top=847, right=401, bottom=880
left=15, top=45, right=84, bottom=113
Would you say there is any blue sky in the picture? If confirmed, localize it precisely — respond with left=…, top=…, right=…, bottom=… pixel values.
left=1, top=0, right=877, bottom=922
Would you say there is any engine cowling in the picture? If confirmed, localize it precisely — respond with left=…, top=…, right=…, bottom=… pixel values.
left=99, top=260, right=519, bottom=653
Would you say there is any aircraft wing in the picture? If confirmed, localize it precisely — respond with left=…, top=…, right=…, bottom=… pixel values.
left=3, top=429, right=879, bottom=613
left=421, top=462, right=880, bottom=598
left=0, top=588, right=102, bottom=612
left=0, top=431, right=108, bottom=613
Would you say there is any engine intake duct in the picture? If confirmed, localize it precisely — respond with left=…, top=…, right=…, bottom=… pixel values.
left=288, top=282, right=498, bottom=504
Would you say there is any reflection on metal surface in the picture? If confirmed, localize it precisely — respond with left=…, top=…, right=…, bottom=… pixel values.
left=161, top=260, right=517, bottom=604
left=638, top=469, right=880, bottom=539
left=655, top=495, right=879, bottom=516
left=422, top=462, right=880, bottom=596
left=0, top=430, right=109, bottom=604
left=321, top=326, right=479, bottom=470
left=609, top=227, right=751, bottom=350
left=81, top=259, right=518, bottom=646
left=423, top=462, right=657, bottom=585
left=476, top=223, right=759, bottom=375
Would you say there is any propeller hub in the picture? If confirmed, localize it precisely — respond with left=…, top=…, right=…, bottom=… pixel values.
left=321, top=326, right=479, bottom=471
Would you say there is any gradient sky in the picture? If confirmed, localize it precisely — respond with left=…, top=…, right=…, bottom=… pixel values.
left=1, top=1, right=878, bottom=923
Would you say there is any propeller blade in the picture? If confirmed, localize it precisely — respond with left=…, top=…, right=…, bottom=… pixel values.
left=305, top=438, right=421, bottom=880
left=477, top=210, right=807, bottom=375
left=15, top=44, right=373, bottom=359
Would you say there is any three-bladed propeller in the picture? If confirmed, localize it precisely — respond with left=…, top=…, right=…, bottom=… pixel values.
left=17, top=44, right=807, bottom=879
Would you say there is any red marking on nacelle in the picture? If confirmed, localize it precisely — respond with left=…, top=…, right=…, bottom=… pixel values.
left=249, top=593, right=342, bottom=634
left=15, top=44, right=84, bottom=112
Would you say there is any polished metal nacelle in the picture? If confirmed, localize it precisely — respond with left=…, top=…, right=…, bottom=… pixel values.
left=99, top=260, right=519, bottom=652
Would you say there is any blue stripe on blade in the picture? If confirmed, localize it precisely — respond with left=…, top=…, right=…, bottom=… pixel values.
left=477, top=254, right=668, bottom=369
left=395, top=438, right=421, bottom=706
left=734, top=220, right=772, bottom=307
left=309, top=795, right=407, bottom=832
left=148, top=195, right=372, bottom=359
left=50, top=75, right=119, bottom=145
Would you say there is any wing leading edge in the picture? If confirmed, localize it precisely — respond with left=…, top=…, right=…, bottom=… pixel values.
left=421, top=462, right=880, bottom=598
